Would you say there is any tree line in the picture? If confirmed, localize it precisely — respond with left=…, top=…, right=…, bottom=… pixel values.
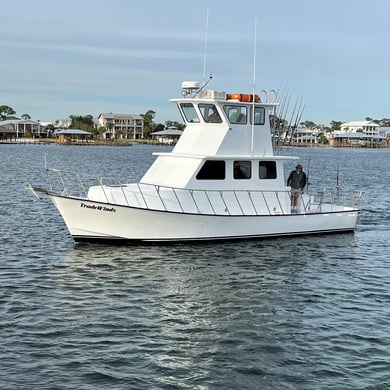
left=0, top=105, right=184, bottom=139
left=1, top=104, right=389, bottom=139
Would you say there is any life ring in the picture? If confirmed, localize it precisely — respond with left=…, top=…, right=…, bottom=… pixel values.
left=226, top=93, right=260, bottom=103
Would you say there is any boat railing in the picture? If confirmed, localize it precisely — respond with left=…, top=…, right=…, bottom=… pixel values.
left=309, top=189, right=362, bottom=212
left=46, top=169, right=125, bottom=198
left=43, top=169, right=361, bottom=215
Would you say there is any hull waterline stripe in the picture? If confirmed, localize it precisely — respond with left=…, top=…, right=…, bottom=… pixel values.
left=72, top=228, right=356, bottom=244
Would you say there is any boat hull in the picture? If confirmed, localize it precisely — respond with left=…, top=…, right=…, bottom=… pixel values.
left=49, top=194, right=359, bottom=243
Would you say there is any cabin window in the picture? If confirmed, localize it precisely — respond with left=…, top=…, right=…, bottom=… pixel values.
left=250, top=107, right=265, bottom=125
left=259, top=161, right=277, bottom=179
left=199, top=104, right=222, bottom=123
left=180, top=103, right=200, bottom=123
left=196, top=160, right=225, bottom=180
left=224, top=106, right=247, bottom=124
left=234, top=161, right=251, bottom=179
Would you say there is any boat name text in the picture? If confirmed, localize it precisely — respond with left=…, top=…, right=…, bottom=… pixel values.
left=80, top=203, right=116, bottom=212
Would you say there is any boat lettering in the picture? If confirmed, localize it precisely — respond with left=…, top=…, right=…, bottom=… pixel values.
left=80, top=203, right=116, bottom=212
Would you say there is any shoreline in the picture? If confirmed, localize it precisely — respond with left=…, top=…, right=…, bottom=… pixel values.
left=0, top=138, right=388, bottom=149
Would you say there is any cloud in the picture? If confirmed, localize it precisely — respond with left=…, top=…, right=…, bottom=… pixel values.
left=1, top=0, right=390, bottom=124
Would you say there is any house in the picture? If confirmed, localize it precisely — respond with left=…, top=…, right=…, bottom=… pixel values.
left=329, top=132, right=387, bottom=147
left=293, top=127, right=319, bottom=144
left=331, top=120, right=388, bottom=147
left=340, top=120, right=379, bottom=136
left=151, top=126, right=183, bottom=145
left=98, top=113, right=144, bottom=140
left=0, top=119, right=47, bottom=139
left=54, top=129, right=92, bottom=144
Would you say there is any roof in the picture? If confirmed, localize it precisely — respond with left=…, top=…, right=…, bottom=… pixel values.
left=331, top=132, right=385, bottom=139
left=0, top=119, right=41, bottom=125
left=341, top=120, right=379, bottom=127
left=151, top=129, right=184, bottom=136
left=98, top=113, right=143, bottom=120
left=54, top=129, right=92, bottom=135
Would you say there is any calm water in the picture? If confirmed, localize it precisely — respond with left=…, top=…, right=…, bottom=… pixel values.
left=1, top=144, right=389, bottom=389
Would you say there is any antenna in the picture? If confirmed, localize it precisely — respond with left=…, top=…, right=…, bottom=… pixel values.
left=202, top=8, right=209, bottom=83
left=251, top=15, right=257, bottom=156
left=252, top=15, right=257, bottom=96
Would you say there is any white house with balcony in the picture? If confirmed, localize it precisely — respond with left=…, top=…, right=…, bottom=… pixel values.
left=98, top=113, right=144, bottom=140
left=293, top=127, right=320, bottom=143
left=340, top=120, right=379, bottom=136
left=0, top=119, right=47, bottom=139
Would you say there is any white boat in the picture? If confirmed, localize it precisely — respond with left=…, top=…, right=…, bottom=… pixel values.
left=29, top=80, right=361, bottom=243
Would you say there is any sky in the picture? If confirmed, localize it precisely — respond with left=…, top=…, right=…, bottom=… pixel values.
left=1, top=0, right=390, bottom=126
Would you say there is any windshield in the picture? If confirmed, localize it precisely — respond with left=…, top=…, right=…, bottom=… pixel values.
left=180, top=103, right=200, bottom=123
left=199, top=104, right=222, bottom=123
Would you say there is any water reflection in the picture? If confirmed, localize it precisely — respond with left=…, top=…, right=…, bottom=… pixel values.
left=50, top=233, right=367, bottom=388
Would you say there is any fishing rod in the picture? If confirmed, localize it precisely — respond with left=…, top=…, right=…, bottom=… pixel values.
left=279, top=91, right=291, bottom=144
left=273, top=86, right=288, bottom=137
left=274, top=84, right=287, bottom=119
left=290, top=94, right=304, bottom=143
left=289, top=103, right=305, bottom=146
left=286, top=93, right=302, bottom=144
left=336, top=158, right=341, bottom=194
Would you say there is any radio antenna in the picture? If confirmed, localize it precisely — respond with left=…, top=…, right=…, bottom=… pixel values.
left=252, top=15, right=257, bottom=96
left=251, top=16, right=257, bottom=155
left=202, top=8, right=209, bottom=83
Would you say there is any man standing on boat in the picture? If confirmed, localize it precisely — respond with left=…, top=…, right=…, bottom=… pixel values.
left=287, top=164, right=307, bottom=213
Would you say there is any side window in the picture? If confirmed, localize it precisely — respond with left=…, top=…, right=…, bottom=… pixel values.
left=234, top=161, right=251, bottom=179
left=259, top=161, right=277, bottom=179
left=250, top=107, right=265, bottom=125
left=223, top=106, right=247, bottom=124
left=196, top=160, right=225, bottom=180
left=180, top=103, right=200, bottom=123
left=199, top=104, right=222, bottom=123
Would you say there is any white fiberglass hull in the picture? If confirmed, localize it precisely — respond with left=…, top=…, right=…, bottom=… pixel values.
left=49, top=194, right=358, bottom=243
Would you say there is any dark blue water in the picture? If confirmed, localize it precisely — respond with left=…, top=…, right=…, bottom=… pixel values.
left=1, top=144, right=389, bottom=389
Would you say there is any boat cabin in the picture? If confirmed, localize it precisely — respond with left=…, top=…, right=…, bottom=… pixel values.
left=140, top=82, right=296, bottom=192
